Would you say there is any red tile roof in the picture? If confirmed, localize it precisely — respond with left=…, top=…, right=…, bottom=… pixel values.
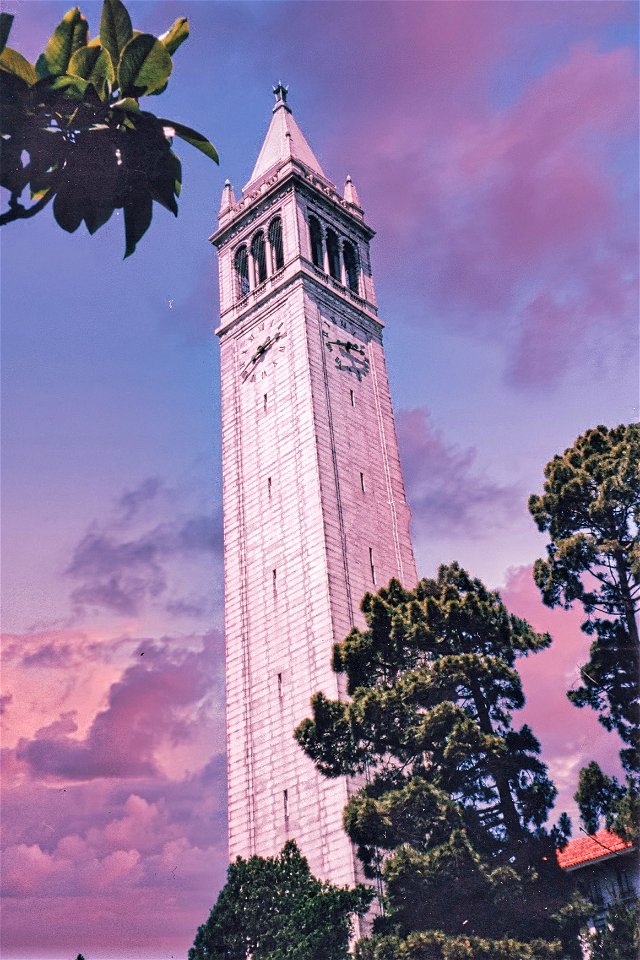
left=557, top=829, right=633, bottom=870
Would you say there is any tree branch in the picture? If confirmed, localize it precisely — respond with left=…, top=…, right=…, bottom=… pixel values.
left=0, top=189, right=55, bottom=226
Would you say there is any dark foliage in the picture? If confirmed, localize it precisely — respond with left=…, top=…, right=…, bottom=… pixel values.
left=529, top=424, right=639, bottom=772
left=296, top=564, right=588, bottom=959
left=0, top=1, right=217, bottom=256
left=188, top=840, right=373, bottom=960
left=586, top=902, right=640, bottom=960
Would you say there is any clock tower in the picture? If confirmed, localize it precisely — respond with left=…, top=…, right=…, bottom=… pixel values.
left=211, top=86, right=417, bottom=897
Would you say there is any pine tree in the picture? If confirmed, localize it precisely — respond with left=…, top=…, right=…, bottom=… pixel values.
left=529, top=424, right=639, bottom=842
left=296, top=564, right=586, bottom=960
left=575, top=762, right=639, bottom=842
left=528, top=423, right=639, bottom=772
left=188, top=840, right=372, bottom=960
left=585, top=902, right=640, bottom=960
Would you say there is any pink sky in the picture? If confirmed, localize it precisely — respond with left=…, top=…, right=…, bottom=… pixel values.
left=1, top=1, right=637, bottom=957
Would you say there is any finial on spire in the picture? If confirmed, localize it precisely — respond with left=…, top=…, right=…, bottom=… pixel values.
left=343, top=175, right=363, bottom=213
left=272, top=81, right=291, bottom=113
left=219, top=178, right=235, bottom=218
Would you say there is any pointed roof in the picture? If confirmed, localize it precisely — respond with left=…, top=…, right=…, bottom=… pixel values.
left=245, top=83, right=326, bottom=190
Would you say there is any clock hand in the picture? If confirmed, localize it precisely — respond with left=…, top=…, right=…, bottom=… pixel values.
left=241, top=336, right=274, bottom=380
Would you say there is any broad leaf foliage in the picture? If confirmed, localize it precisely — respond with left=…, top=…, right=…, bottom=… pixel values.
left=0, top=0, right=218, bottom=256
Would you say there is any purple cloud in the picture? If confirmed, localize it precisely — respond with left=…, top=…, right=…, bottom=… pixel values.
left=65, top=478, right=222, bottom=617
left=397, top=407, right=518, bottom=538
left=21, top=642, right=75, bottom=669
left=0, top=693, right=13, bottom=716
left=17, top=632, right=224, bottom=781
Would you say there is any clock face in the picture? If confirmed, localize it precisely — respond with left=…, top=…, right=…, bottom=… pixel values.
left=321, top=316, right=370, bottom=381
left=238, top=313, right=287, bottom=383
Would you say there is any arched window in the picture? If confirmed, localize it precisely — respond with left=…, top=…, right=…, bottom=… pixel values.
left=251, top=231, right=267, bottom=285
left=269, top=217, right=284, bottom=272
left=343, top=241, right=359, bottom=293
left=234, top=245, right=249, bottom=298
left=326, top=228, right=340, bottom=281
left=309, top=215, right=323, bottom=268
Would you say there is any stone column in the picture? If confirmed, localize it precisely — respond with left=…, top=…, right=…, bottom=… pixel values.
left=321, top=224, right=329, bottom=275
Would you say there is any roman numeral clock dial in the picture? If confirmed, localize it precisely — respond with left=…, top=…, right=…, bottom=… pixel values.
left=322, top=318, right=370, bottom=381
left=238, top=315, right=287, bottom=382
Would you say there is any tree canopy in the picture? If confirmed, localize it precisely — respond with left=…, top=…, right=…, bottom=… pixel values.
left=528, top=423, right=639, bottom=772
left=585, top=903, right=640, bottom=960
left=188, top=840, right=372, bottom=960
left=296, top=564, right=586, bottom=960
left=0, top=0, right=218, bottom=256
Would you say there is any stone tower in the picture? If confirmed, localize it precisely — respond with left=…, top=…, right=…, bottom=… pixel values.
left=211, top=86, right=417, bottom=895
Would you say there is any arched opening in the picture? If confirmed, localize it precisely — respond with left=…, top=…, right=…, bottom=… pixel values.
left=269, top=217, right=284, bottom=272
left=234, top=245, right=249, bottom=298
left=343, top=241, right=359, bottom=293
left=251, top=231, right=267, bottom=285
left=308, top=215, right=323, bottom=268
left=326, top=228, right=340, bottom=281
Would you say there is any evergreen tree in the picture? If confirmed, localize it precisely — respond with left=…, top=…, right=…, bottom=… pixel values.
left=296, top=564, right=586, bottom=960
left=574, top=762, right=640, bottom=843
left=188, top=840, right=372, bottom=960
left=585, top=902, right=640, bottom=960
left=528, top=423, right=639, bottom=772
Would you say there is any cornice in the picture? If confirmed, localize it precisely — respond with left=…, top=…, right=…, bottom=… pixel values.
left=210, top=161, right=375, bottom=249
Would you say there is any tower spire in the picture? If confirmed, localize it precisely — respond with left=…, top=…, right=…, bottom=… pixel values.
left=244, top=84, right=326, bottom=190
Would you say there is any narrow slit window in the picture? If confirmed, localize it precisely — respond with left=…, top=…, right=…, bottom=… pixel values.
left=369, top=547, right=376, bottom=585
left=234, top=245, right=249, bottom=299
left=277, top=672, right=283, bottom=698
left=326, top=228, right=340, bottom=280
left=251, top=230, right=267, bottom=285
left=272, top=568, right=277, bottom=599
left=309, top=215, right=323, bottom=268
left=263, top=393, right=268, bottom=413
left=343, top=240, right=359, bottom=293
left=350, top=389, right=355, bottom=407
left=269, top=217, right=284, bottom=272
left=283, top=789, right=289, bottom=821
left=360, top=472, right=366, bottom=493
left=267, top=476, right=272, bottom=499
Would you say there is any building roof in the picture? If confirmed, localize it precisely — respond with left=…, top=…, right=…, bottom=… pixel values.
left=245, top=83, right=326, bottom=190
left=557, top=830, right=634, bottom=870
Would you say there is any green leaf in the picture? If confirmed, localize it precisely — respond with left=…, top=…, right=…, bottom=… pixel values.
left=0, top=13, right=14, bottom=55
left=124, top=192, right=153, bottom=258
left=100, top=0, right=132, bottom=67
left=34, top=73, right=89, bottom=98
left=159, top=17, right=189, bottom=55
left=158, top=118, right=219, bottom=163
left=0, top=47, right=37, bottom=86
left=112, top=97, right=140, bottom=112
left=148, top=150, right=180, bottom=216
left=0, top=137, right=29, bottom=194
left=54, top=186, right=83, bottom=233
left=31, top=187, right=53, bottom=202
left=169, top=149, right=182, bottom=197
left=118, top=34, right=172, bottom=97
left=148, top=79, right=168, bottom=98
left=68, top=44, right=114, bottom=99
left=36, top=7, right=89, bottom=78
left=83, top=195, right=115, bottom=234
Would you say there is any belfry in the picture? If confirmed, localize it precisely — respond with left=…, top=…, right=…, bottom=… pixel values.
left=211, top=86, right=417, bottom=896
